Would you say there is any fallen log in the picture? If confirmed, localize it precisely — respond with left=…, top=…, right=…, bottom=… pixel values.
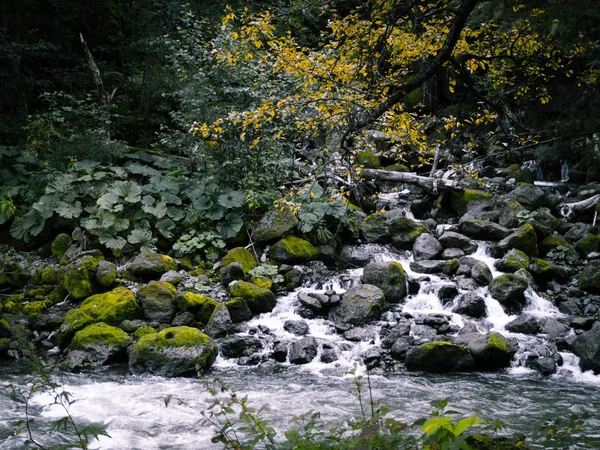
left=558, top=194, right=600, bottom=219
left=360, top=168, right=464, bottom=195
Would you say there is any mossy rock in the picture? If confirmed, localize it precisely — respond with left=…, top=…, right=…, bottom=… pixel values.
left=0, top=318, right=10, bottom=338
left=498, top=224, right=538, bottom=257
left=455, top=332, right=516, bottom=371
left=360, top=213, right=390, bottom=243
left=229, top=281, right=276, bottom=314
left=495, top=249, right=530, bottom=273
left=128, top=252, right=177, bottom=280
left=0, top=254, right=29, bottom=289
left=3, top=296, right=23, bottom=314
left=58, top=252, right=104, bottom=300
left=268, top=236, right=318, bottom=264
left=137, top=281, right=177, bottom=323
left=450, top=189, right=493, bottom=216
left=355, top=150, right=381, bottom=168
left=504, top=164, right=533, bottom=184
left=133, top=326, right=157, bottom=339
left=332, top=284, right=386, bottom=326
left=70, top=322, right=132, bottom=365
left=251, top=206, right=299, bottom=243
left=405, top=341, right=475, bottom=373
left=225, top=297, right=253, bottom=323
left=538, top=234, right=573, bottom=256
left=388, top=217, right=428, bottom=250
left=361, top=261, right=407, bottom=303
left=443, top=258, right=461, bottom=276
left=221, top=247, right=258, bottom=274
left=250, top=275, right=273, bottom=289
left=575, top=234, right=600, bottom=258
left=96, top=260, right=117, bottom=287
left=58, top=287, right=141, bottom=346
left=177, top=292, right=219, bottom=324
left=129, top=326, right=217, bottom=377
left=23, top=300, right=51, bottom=317
left=579, top=263, right=600, bottom=293
left=40, top=268, right=58, bottom=285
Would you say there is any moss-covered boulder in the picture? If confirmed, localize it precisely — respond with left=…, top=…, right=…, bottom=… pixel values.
left=388, top=216, right=428, bottom=250
left=58, top=287, right=141, bottom=346
left=268, top=236, right=318, bottom=264
left=0, top=318, right=10, bottom=339
left=504, top=163, right=533, bottom=184
left=177, top=292, right=219, bottom=324
left=405, top=342, right=475, bottom=373
left=497, top=224, right=538, bottom=257
left=40, top=268, right=58, bottom=285
left=488, top=274, right=529, bottom=314
left=251, top=206, right=298, bottom=243
left=69, top=322, right=132, bottom=366
left=530, top=258, right=574, bottom=283
left=450, top=189, right=493, bottom=216
left=221, top=247, right=258, bottom=274
left=332, top=284, right=386, bottom=326
left=128, top=252, right=177, bottom=280
left=538, top=234, right=576, bottom=258
left=204, top=303, right=232, bottom=338
left=229, top=281, right=276, bottom=314
left=0, top=253, right=29, bottom=289
left=570, top=322, right=600, bottom=373
left=361, top=261, right=407, bottom=303
left=58, top=252, right=104, bottom=300
left=575, top=233, right=600, bottom=258
left=454, top=332, right=516, bottom=371
left=129, top=326, right=217, bottom=376
left=579, top=262, right=600, bottom=294
left=458, top=218, right=510, bottom=241
left=355, top=150, right=381, bottom=168
left=507, top=184, right=545, bottom=209
left=225, top=297, right=253, bottom=323
left=495, top=249, right=530, bottom=273
left=384, top=163, right=410, bottom=172
left=137, top=281, right=178, bottom=323
left=497, top=198, right=526, bottom=229
left=360, top=212, right=390, bottom=243
left=95, top=260, right=117, bottom=287
left=23, top=300, right=51, bottom=317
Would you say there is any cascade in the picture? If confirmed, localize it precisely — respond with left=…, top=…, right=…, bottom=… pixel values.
left=561, top=160, right=570, bottom=182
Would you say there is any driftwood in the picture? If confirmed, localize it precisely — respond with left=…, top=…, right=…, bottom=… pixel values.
left=558, top=194, right=600, bottom=219
left=360, top=168, right=464, bottom=195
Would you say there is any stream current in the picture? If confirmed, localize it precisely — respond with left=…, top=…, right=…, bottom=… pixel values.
left=2, top=241, right=600, bottom=449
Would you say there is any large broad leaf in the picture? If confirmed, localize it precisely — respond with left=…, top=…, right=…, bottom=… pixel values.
left=205, top=204, right=226, bottom=221
left=125, top=162, right=159, bottom=176
left=97, top=191, right=121, bottom=211
left=55, top=201, right=82, bottom=219
left=422, top=417, right=452, bottom=436
left=217, top=190, right=245, bottom=209
left=452, top=417, right=485, bottom=437
left=45, top=174, right=76, bottom=194
left=112, top=217, right=130, bottom=232
left=193, top=196, right=213, bottom=211
left=167, top=206, right=186, bottom=221
left=216, top=212, right=243, bottom=240
left=143, top=175, right=180, bottom=194
left=99, top=233, right=127, bottom=250
left=82, top=210, right=115, bottom=231
left=10, top=210, right=45, bottom=239
left=32, top=196, right=59, bottom=220
left=142, top=202, right=168, bottom=219
left=127, top=229, right=157, bottom=253
left=113, top=181, right=142, bottom=203
left=161, top=193, right=183, bottom=206
left=156, top=218, right=176, bottom=238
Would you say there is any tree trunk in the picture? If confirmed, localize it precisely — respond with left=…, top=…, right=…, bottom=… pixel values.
left=360, top=169, right=463, bottom=194
left=558, top=194, right=600, bottom=219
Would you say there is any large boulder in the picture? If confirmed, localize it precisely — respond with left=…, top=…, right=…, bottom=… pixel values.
left=68, top=322, right=132, bottom=366
left=204, top=303, right=232, bottom=338
left=388, top=217, right=428, bottom=250
left=454, top=332, right=516, bottom=371
left=225, top=297, right=253, bottom=323
left=453, top=293, right=487, bottom=319
left=289, top=336, right=318, bottom=364
left=505, top=314, right=542, bottom=334
left=361, top=261, right=407, bottom=303
left=507, top=184, right=546, bottom=209
left=268, top=236, right=318, bottom=264
left=470, top=261, right=493, bottom=286
left=575, top=233, right=600, bottom=258
left=177, top=292, right=219, bottom=324
left=360, top=213, right=390, bottom=243
left=229, top=281, right=276, bottom=314
left=221, top=247, right=258, bottom=274
left=450, top=189, right=493, bottom=216
left=128, top=252, right=177, bottom=280
left=488, top=274, right=529, bottom=314
left=570, top=322, right=600, bottom=373
left=137, top=281, right=177, bottom=323
left=497, top=198, right=526, bottom=229
left=251, top=206, right=298, bottom=243
left=332, top=285, right=386, bottom=326
left=129, top=326, right=217, bottom=376
left=495, top=249, right=530, bottom=273
left=405, top=342, right=475, bottom=373
left=95, top=260, right=117, bottom=288
left=219, top=335, right=263, bottom=358
left=497, top=224, right=539, bottom=257
left=438, top=231, right=477, bottom=254
left=0, top=253, right=29, bottom=289
left=58, top=251, right=104, bottom=300
left=579, top=264, right=600, bottom=294
left=409, top=260, right=447, bottom=274
left=538, top=235, right=577, bottom=260
left=413, top=233, right=443, bottom=261
left=58, top=287, right=141, bottom=346
left=458, top=218, right=510, bottom=241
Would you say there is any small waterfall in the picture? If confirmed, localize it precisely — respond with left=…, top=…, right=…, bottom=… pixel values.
left=560, top=161, right=569, bottom=182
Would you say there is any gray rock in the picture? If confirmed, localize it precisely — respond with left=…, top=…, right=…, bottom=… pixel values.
left=205, top=303, right=232, bottom=338
left=489, top=274, right=529, bottom=314
left=505, top=314, right=541, bottom=334
left=453, top=293, right=487, bottom=319
left=220, top=335, right=263, bottom=358
left=251, top=207, right=298, bottom=243
left=441, top=248, right=465, bottom=259
left=527, top=357, right=556, bottom=376
left=272, top=342, right=288, bottom=362
left=388, top=217, right=428, bottom=250
left=413, top=233, right=443, bottom=261
left=438, top=285, right=459, bottom=303
left=361, top=261, right=407, bottom=303
left=289, top=336, right=318, bottom=364
left=495, top=249, right=530, bottom=273
left=438, top=231, right=477, bottom=254
left=320, top=348, right=338, bottom=363
left=497, top=224, right=539, bottom=257
left=95, top=260, right=117, bottom=287
left=284, top=319, right=310, bottom=336
left=570, top=322, right=600, bottom=373
left=471, top=261, right=493, bottom=286
left=409, top=260, right=447, bottom=274
left=332, top=285, right=386, bottom=326
left=225, top=298, right=253, bottom=323
left=360, top=213, right=390, bottom=243
left=458, top=218, right=510, bottom=241
left=137, top=281, right=177, bottom=323
left=507, top=184, right=546, bottom=209
left=381, top=321, right=411, bottom=349
left=220, top=262, right=245, bottom=286
left=128, top=252, right=177, bottom=280
left=344, top=327, right=376, bottom=342
left=405, top=342, right=475, bottom=373
left=454, top=332, right=516, bottom=371
left=390, top=335, right=414, bottom=360
left=159, top=270, right=183, bottom=286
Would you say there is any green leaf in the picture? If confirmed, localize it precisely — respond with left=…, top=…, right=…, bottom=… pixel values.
left=156, top=218, right=176, bottom=238
left=113, top=181, right=142, bottom=203
left=99, top=233, right=127, bottom=250
left=422, top=417, right=452, bottom=436
left=127, top=229, right=157, bottom=252
left=206, top=204, right=227, bottom=220
left=216, top=212, right=243, bottom=240
left=125, top=163, right=160, bottom=176
left=10, top=210, right=45, bottom=239
left=217, top=190, right=245, bottom=209
left=97, top=191, right=121, bottom=211
left=55, top=201, right=82, bottom=219
left=51, top=233, right=72, bottom=258
left=452, top=417, right=485, bottom=436
left=193, top=196, right=213, bottom=210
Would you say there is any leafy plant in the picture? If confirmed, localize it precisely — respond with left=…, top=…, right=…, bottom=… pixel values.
left=546, top=245, right=571, bottom=262
left=542, top=412, right=590, bottom=449
left=248, top=264, right=284, bottom=284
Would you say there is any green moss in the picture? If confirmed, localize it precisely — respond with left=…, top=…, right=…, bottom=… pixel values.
left=133, top=326, right=157, bottom=339
left=499, top=224, right=539, bottom=257
left=488, top=333, right=508, bottom=352
left=4, top=296, right=22, bottom=314
left=575, top=234, right=600, bottom=257
left=0, top=318, right=10, bottom=335
left=268, top=235, right=319, bottom=263
left=40, top=268, right=58, bottom=285
left=250, top=275, right=272, bottom=289
left=450, top=189, right=493, bottom=215
left=539, top=235, right=571, bottom=255
left=188, top=267, right=206, bottom=276
left=388, top=217, right=428, bottom=249
left=221, top=247, right=258, bottom=274
left=229, top=281, right=276, bottom=314
left=59, top=254, right=104, bottom=300
left=384, top=163, right=410, bottom=172
left=23, top=300, right=51, bottom=317
left=422, top=341, right=453, bottom=352
left=497, top=249, right=530, bottom=272
left=355, top=150, right=381, bottom=168
left=177, top=292, right=219, bottom=324
left=71, top=322, right=132, bottom=350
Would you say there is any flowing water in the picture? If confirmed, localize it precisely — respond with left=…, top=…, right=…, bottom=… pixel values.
left=2, top=241, right=600, bottom=449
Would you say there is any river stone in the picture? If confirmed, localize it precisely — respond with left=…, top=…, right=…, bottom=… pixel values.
left=497, top=198, right=526, bottom=229
left=507, top=184, right=546, bottom=209
left=438, top=231, right=477, bottom=254
left=441, top=248, right=465, bottom=259
left=171, top=312, right=196, bottom=327
left=360, top=213, right=390, bottom=243
left=575, top=233, right=600, bottom=258
left=160, top=270, right=183, bottom=286
left=268, top=236, right=318, bottom=264
left=454, top=332, right=516, bottom=371
left=405, top=342, right=475, bottom=373
left=505, top=314, right=541, bottom=334
left=128, top=252, right=177, bottom=280
left=0, top=253, right=29, bottom=289
left=177, top=292, right=219, bottom=325
left=579, top=261, right=600, bottom=293
left=488, top=274, right=529, bottom=314
left=438, top=285, right=459, bottom=303
left=450, top=189, right=493, bottom=216
left=409, top=260, right=447, bottom=274
left=528, top=356, right=557, bottom=376
left=458, top=218, right=510, bottom=241
left=129, top=326, right=217, bottom=377
left=570, top=322, right=600, bottom=373
left=530, top=258, right=574, bottom=283
left=361, top=261, right=407, bottom=303
left=284, top=319, right=310, bottom=336
left=220, top=335, right=263, bottom=358
left=289, top=336, right=318, bottom=364
left=540, top=318, right=569, bottom=339
left=332, top=285, right=386, bottom=326
left=390, top=335, right=415, bottom=360
left=229, top=281, right=276, bottom=314
left=251, top=206, right=298, bottom=243
left=495, top=249, right=530, bottom=273
left=204, top=303, right=232, bottom=338
left=225, top=297, right=253, bottom=323
left=272, top=342, right=288, bottom=362
left=565, top=222, right=592, bottom=243
left=381, top=320, right=412, bottom=349
left=320, top=348, right=338, bottom=363
left=497, top=224, right=539, bottom=257
left=344, top=327, right=376, bottom=342
left=137, top=281, right=177, bottom=323
left=220, top=262, right=245, bottom=286
left=68, top=322, right=132, bottom=367
left=388, top=216, right=428, bottom=250
left=58, top=252, right=104, bottom=300
left=471, top=261, right=493, bottom=286
left=95, top=260, right=117, bottom=288
left=413, top=233, right=443, bottom=261
left=453, top=293, right=487, bottom=319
